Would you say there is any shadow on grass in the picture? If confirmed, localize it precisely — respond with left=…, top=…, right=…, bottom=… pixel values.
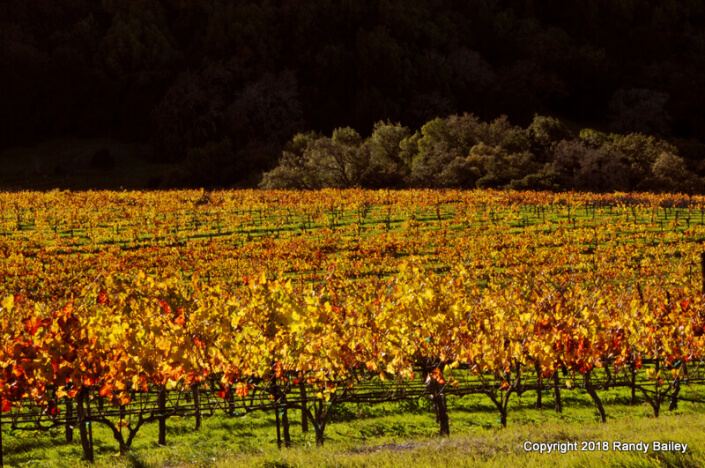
left=5, top=431, right=66, bottom=454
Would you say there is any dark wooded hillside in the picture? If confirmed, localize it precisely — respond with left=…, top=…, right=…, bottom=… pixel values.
left=2, top=1, right=704, bottom=189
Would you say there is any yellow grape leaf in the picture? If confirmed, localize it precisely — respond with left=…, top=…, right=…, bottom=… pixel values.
left=1, top=295, right=13, bottom=313
left=421, top=289, right=435, bottom=301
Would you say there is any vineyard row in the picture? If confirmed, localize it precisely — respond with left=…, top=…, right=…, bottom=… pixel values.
left=2, top=258, right=705, bottom=462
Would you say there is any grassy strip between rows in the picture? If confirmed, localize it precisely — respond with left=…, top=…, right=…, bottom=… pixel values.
left=3, top=384, right=704, bottom=467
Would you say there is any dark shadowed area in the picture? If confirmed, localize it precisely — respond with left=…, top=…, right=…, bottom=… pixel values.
left=2, top=1, right=704, bottom=191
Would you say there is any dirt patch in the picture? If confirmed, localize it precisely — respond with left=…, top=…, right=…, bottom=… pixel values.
left=347, top=440, right=433, bottom=454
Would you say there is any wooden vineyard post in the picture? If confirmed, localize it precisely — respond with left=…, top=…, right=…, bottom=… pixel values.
left=86, top=392, right=94, bottom=454
left=670, top=376, right=681, bottom=411
left=281, top=400, right=291, bottom=448
left=1, top=414, right=4, bottom=468
left=158, top=388, right=167, bottom=446
left=271, top=384, right=291, bottom=448
left=701, top=252, right=705, bottom=294
left=227, top=385, right=236, bottom=417
left=429, top=376, right=450, bottom=436
left=65, top=399, right=75, bottom=444
left=630, top=361, right=637, bottom=405
left=553, top=371, right=562, bottom=413
left=299, top=376, right=308, bottom=433
left=275, top=404, right=282, bottom=449
left=436, top=391, right=450, bottom=436
left=534, top=362, right=543, bottom=410
left=654, top=359, right=662, bottom=418
left=193, top=384, right=202, bottom=431
left=76, top=389, right=95, bottom=463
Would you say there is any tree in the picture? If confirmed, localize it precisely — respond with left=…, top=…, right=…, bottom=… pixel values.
left=309, top=128, right=370, bottom=188
left=259, top=128, right=371, bottom=189
left=258, top=132, right=323, bottom=190
left=551, top=140, right=631, bottom=192
left=410, top=118, right=466, bottom=187
left=447, top=114, right=530, bottom=153
left=651, top=152, right=701, bottom=193
left=604, top=133, right=678, bottom=188
left=578, top=128, right=609, bottom=148
left=467, top=143, right=539, bottom=190
left=366, top=121, right=413, bottom=187
left=527, top=114, right=573, bottom=162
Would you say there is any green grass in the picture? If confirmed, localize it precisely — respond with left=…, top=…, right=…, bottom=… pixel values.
left=3, top=384, right=704, bottom=467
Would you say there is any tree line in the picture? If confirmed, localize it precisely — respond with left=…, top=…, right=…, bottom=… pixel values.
left=261, top=114, right=701, bottom=193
